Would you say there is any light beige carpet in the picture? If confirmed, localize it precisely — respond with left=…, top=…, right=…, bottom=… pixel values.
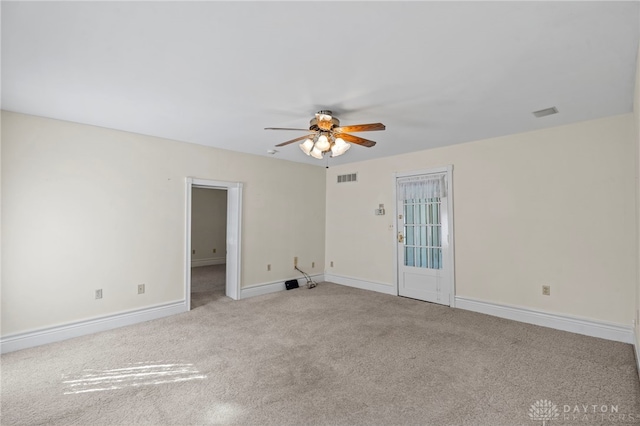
left=191, top=265, right=225, bottom=294
left=1, top=283, right=639, bottom=425
left=191, top=265, right=226, bottom=309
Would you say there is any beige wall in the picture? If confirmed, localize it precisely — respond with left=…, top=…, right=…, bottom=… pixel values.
left=326, top=114, right=636, bottom=326
left=191, top=187, right=227, bottom=263
left=1, top=111, right=326, bottom=335
left=2, top=108, right=637, bottom=336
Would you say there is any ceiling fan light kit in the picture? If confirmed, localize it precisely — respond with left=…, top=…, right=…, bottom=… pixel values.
left=266, top=110, right=385, bottom=160
left=300, top=132, right=350, bottom=159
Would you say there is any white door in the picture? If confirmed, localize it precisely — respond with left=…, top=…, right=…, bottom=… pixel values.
left=396, top=168, right=453, bottom=305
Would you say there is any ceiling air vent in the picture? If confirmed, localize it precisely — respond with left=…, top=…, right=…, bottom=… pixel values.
left=337, top=173, right=357, bottom=184
left=532, top=106, right=558, bottom=118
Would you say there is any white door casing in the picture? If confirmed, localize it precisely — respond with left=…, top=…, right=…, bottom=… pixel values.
left=185, top=177, right=243, bottom=308
left=394, top=166, right=455, bottom=306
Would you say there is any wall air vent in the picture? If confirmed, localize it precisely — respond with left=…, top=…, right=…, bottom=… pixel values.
left=532, top=107, right=558, bottom=118
left=337, top=173, right=358, bottom=183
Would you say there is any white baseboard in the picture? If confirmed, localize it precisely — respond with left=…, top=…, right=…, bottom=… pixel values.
left=324, top=273, right=396, bottom=296
left=191, top=257, right=226, bottom=267
left=240, top=274, right=325, bottom=299
left=0, top=300, right=188, bottom=354
left=455, top=296, right=633, bottom=344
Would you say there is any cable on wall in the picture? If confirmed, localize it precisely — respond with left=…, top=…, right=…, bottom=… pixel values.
left=295, top=266, right=317, bottom=289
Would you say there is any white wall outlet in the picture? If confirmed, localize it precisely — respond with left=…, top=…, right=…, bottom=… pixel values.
left=267, top=264, right=271, bottom=271
left=138, top=284, right=145, bottom=294
left=95, top=289, right=103, bottom=299
left=330, top=261, right=334, bottom=267
left=542, top=285, right=550, bottom=296
left=213, top=248, right=216, bottom=253
left=312, top=261, right=315, bottom=268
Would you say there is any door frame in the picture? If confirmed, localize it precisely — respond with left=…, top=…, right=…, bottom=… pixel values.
left=392, top=165, right=456, bottom=307
left=185, top=177, right=243, bottom=308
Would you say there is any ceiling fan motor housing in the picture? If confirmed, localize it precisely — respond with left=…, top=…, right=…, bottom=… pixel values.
left=310, top=110, right=340, bottom=131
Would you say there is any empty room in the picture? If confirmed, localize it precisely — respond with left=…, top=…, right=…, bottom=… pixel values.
left=2, top=1, right=640, bottom=425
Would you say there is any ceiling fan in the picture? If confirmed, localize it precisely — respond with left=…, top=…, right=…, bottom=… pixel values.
left=265, top=110, right=385, bottom=159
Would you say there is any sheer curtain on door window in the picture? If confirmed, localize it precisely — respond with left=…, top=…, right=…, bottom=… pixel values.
left=397, top=174, right=447, bottom=269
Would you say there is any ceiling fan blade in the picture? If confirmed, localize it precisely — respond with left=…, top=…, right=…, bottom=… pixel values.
left=335, top=123, right=386, bottom=133
left=339, top=133, right=377, bottom=148
left=264, top=127, right=310, bottom=131
left=275, top=134, right=314, bottom=147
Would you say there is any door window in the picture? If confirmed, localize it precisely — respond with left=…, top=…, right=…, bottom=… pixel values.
left=403, top=197, right=442, bottom=269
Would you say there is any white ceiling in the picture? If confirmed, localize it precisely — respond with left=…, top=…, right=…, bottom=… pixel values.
left=2, top=1, right=639, bottom=166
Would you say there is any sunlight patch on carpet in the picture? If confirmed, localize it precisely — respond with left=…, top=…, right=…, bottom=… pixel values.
left=207, top=402, right=244, bottom=423
left=62, top=362, right=206, bottom=394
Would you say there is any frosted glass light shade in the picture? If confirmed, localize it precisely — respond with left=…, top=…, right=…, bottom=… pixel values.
left=299, top=139, right=314, bottom=155
left=331, top=137, right=351, bottom=156
left=310, top=146, right=324, bottom=159
left=315, top=134, right=330, bottom=151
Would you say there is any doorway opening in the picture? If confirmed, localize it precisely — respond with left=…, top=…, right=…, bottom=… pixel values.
left=185, top=178, right=242, bottom=310
left=190, top=187, right=227, bottom=308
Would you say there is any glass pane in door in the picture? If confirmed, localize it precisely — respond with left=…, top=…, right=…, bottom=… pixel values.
left=403, top=198, right=442, bottom=269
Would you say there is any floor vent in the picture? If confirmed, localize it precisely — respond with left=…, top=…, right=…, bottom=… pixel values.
left=337, top=173, right=357, bottom=183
